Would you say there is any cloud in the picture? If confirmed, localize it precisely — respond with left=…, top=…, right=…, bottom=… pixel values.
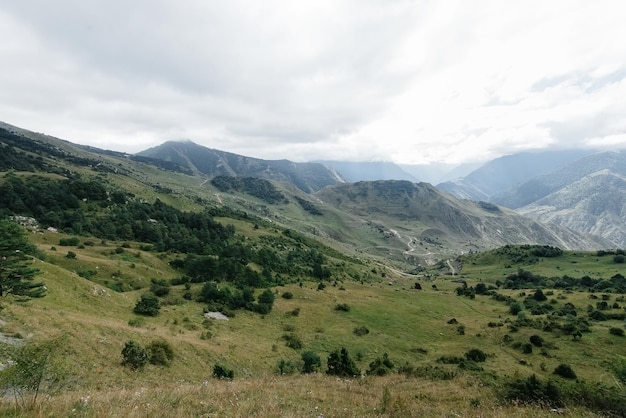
left=1, top=0, right=625, bottom=162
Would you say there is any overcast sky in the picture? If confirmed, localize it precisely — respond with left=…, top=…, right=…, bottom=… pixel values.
left=1, top=1, right=625, bottom=164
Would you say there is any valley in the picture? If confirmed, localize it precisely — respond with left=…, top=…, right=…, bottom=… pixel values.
left=0, top=123, right=625, bottom=417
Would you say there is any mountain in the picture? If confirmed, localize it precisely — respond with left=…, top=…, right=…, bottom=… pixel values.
left=0, top=121, right=615, bottom=261
left=137, top=140, right=345, bottom=193
left=512, top=151, right=626, bottom=246
left=399, top=162, right=482, bottom=184
left=314, top=180, right=612, bottom=257
left=315, top=161, right=418, bottom=182
left=437, top=149, right=595, bottom=201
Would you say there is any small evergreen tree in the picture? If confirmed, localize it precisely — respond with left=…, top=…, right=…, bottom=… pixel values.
left=326, top=347, right=360, bottom=377
left=0, top=219, right=46, bottom=298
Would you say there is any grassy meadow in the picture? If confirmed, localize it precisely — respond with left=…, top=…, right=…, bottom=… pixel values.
left=1, top=230, right=625, bottom=416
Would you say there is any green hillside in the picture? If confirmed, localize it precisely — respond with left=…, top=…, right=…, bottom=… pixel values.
left=0, top=126, right=625, bottom=416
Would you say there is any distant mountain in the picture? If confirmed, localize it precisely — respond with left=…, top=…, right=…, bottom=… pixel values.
left=137, top=140, right=345, bottom=193
left=316, top=161, right=417, bottom=182
left=314, top=180, right=612, bottom=253
left=512, top=151, right=626, bottom=246
left=399, top=162, right=482, bottom=184
left=437, top=149, right=595, bottom=201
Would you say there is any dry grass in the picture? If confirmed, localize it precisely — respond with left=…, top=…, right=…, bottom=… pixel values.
left=0, top=373, right=602, bottom=417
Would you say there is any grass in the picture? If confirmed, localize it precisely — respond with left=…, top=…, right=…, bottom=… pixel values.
left=0, top=374, right=602, bottom=417
left=1, top=235, right=625, bottom=416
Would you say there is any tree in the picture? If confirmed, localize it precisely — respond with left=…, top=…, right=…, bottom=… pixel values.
left=326, top=347, right=360, bottom=377
left=133, top=292, right=160, bottom=316
left=0, top=337, right=67, bottom=408
left=0, top=219, right=46, bottom=298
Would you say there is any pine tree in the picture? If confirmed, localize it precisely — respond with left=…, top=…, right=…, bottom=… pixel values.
left=0, top=219, right=45, bottom=298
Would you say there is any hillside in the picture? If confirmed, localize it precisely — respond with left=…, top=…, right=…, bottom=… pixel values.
left=137, top=140, right=345, bottom=193
left=315, top=160, right=418, bottom=182
left=437, top=149, right=594, bottom=201
left=314, top=180, right=613, bottom=258
left=1, top=123, right=626, bottom=416
left=492, top=151, right=626, bottom=246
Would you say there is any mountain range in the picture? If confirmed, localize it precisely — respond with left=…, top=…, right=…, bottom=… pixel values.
left=0, top=122, right=616, bottom=268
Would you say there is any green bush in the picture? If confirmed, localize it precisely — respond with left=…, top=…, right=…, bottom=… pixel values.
left=213, top=364, right=234, bottom=379
left=275, top=359, right=297, bottom=375
left=609, top=327, right=625, bottom=336
left=0, top=337, right=67, bottom=408
left=500, top=374, right=562, bottom=407
left=133, top=292, right=160, bottom=316
left=147, top=339, right=174, bottom=366
left=281, top=291, right=294, bottom=299
left=282, top=333, right=303, bottom=350
left=121, top=340, right=148, bottom=370
left=553, top=363, right=577, bottom=379
left=326, top=347, right=360, bottom=377
left=353, top=326, right=370, bottom=336
left=301, top=351, right=321, bottom=373
left=366, top=353, right=394, bottom=376
left=335, top=303, right=351, bottom=312
left=150, top=279, right=171, bottom=297
left=464, top=348, right=487, bottom=362
left=59, top=237, right=80, bottom=246
left=529, top=335, right=544, bottom=347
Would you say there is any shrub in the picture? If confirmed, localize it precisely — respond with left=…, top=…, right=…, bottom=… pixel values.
left=147, top=339, right=174, bottom=366
left=301, top=351, right=322, bottom=373
left=553, top=363, right=576, bottom=379
left=533, top=289, right=547, bottom=301
left=609, top=327, right=625, bottom=336
left=275, top=359, right=297, bottom=375
left=59, top=237, right=80, bottom=246
left=326, top=347, right=360, bottom=377
left=614, top=254, right=625, bottom=263
left=499, top=374, right=562, bottom=407
left=213, top=364, right=234, bottom=379
left=464, top=348, right=487, bottom=362
left=282, top=333, right=303, bottom=350
left=335, top=303, right=351, bottom=312
left=286, top=307, right=300, bottom=317
left=281, top=291, right=294, bottom=299
left=121, top=340, right=148, bottom=370
left=0, top=337, right=67, bottom=408
left=353, top=326, right=370, bottom=336
left=133, top=292, right=160, bottom=316
left=367, top=353, right=394, bottom=376
left=66, top=251, right=77, bottom=259
left=437, top=355, right=464, bottom=364
left=522, top=343, right=533, bottom=354
left=529, top=335, right=544, bottom=347
left=509, top=301, right=523, bottom=315
left=150, top=279, right=171, bottom=297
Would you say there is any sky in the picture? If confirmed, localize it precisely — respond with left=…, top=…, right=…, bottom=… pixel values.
left=1, top=0, right=626, bottom=165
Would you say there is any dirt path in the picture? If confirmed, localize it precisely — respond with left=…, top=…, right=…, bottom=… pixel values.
left=446, top=259, right=456, bottom=275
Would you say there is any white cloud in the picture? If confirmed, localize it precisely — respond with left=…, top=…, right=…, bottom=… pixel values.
left=1, top=0, right=625, bottom=163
